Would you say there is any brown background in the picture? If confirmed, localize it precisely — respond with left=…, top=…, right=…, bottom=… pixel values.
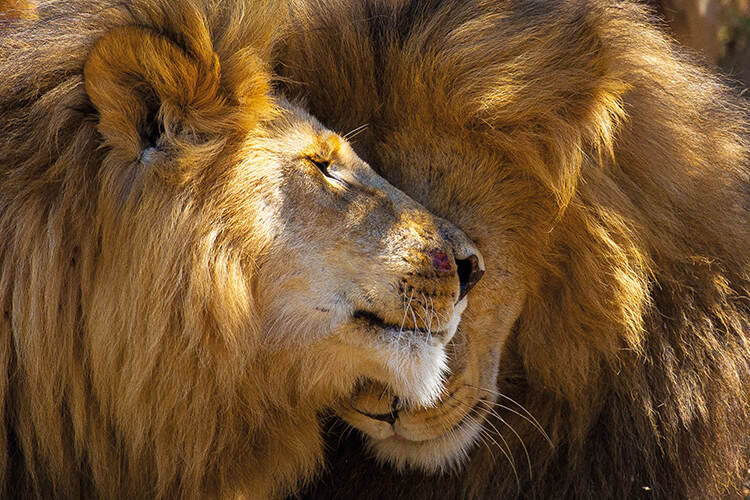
left=648, top=0, right=750, bottom=89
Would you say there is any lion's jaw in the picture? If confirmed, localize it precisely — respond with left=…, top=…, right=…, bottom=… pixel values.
left=330, top=257, right=525, bottom=472
left=327, top=295, right=468, bottom=407
left=335, top=348, right=501, bottom=473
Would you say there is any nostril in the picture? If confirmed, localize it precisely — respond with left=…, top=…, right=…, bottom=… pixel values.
left=456, top=254, right=484, bottom=301
left=430, top=249, right=452, bottom=273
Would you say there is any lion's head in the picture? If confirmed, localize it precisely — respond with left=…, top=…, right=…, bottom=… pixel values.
left=281, top=0, right=750, bottom=497
left=0, top=1, right=483, bottom=497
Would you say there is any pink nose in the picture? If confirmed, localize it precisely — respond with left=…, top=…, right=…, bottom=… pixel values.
left=431, top=250, right=452, bottom=273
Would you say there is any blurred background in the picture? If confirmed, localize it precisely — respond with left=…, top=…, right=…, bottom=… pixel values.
left=647, top=0, right=750, bottom=89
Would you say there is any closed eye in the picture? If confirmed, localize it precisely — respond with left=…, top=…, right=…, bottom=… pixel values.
left=307, top=157, right=348, bottom=188
left=311, top=158, right=332, bottom=176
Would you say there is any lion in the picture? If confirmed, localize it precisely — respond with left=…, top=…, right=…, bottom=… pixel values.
left=0, top=0, right=485, bottom=497
left=278, top=0, right=750, bottom=498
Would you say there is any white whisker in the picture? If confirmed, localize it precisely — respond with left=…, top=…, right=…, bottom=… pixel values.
left=342, top=122, right=369, bottom=141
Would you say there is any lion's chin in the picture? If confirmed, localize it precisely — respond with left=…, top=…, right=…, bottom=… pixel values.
left=369, top=335, right=450, bottom=408
left=350, top=297, right=467, bottom=408
left=361, top=416, right=483, bottom=473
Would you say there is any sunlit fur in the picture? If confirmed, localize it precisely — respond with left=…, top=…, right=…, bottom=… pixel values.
left=0, top=0, right=36, bottom=19
left=0, top=0, right=483, bottom=497
left=280, top=0, right=750, bottom=497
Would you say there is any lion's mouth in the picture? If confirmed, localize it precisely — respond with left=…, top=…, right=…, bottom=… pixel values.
left=345, top=304, right=466, bottom=408
left=353, top=310, right=400, bottom=330
left=344, top=401, right=487, bottom=472
left=352, top=309, right=450, bottom=337
left=357, top=398, right=485, bottom=443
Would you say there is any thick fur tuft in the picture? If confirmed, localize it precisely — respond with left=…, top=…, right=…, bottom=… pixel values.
left=279, top=0, right=750, bottom=498
left=0, top=1, right=318, bottom=498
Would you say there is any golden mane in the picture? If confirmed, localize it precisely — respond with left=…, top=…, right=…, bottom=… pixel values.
left=279, top=0, right=750, bottom=497
left=1, top=1, right=490, bottom=497
left=0, top=1, right=283, bottom=496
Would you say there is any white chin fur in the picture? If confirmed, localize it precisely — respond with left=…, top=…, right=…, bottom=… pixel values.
left=380, top=338, right=448, bottom=407
left=372, top=298, right=465, bottom=408
left=364, top=416, right=483, bottom=473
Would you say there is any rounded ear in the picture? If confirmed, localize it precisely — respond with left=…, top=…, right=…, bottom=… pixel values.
left=84, top=25, right=273, bottom=164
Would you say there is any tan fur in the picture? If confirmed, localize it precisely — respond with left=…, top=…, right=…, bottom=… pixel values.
left=279, top=0, right=750, bottom=497
left=0, top=0, right=484, bottom=497
left=0, top=0, right=37, bottom=20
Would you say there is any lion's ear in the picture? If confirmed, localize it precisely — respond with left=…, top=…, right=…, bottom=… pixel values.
left=84, top=25, right=273, bottom=166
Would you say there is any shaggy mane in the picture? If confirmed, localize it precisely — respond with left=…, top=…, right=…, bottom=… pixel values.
left=0, top=1, right=316, bottom=498
left=279, top=0, right=750, bottom=497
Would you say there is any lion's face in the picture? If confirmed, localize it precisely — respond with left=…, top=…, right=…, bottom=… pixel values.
left=330, top=130, right=543, bottom=471
left=241, top=105, right=486, bottom=406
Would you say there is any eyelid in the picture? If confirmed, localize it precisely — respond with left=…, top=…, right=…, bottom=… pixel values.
left=306, top=157, right=349, bottom=188
left=310, top=158, right=331, bottom=175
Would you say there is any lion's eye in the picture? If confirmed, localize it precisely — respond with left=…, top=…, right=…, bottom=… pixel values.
left=306, top=157, right=348, bottom=188
left=311, top=159, right=332, bottom=176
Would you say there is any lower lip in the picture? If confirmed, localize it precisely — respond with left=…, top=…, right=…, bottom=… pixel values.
left=386, top=404, right=481, bottom=443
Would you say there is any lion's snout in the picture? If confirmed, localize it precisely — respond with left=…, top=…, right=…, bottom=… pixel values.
left=396, top=235, right=483, bottom=332
left=430, top=249, right=484, bottom=302
left=340, top=224, right=482, bottom=408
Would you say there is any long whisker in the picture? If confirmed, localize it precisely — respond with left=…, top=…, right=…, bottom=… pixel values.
left=469, top=415, right=501, bottom=468
left=421, top=294, right=434, bottom=340
left=478, top=398, right=552, bottom=448
left=429, top=305, right=448, bottom=336
left=429, top=296, right=442, bottom=332
left=475, top=429, right=498, bottom=466
left=409, top=298, right=420, bottom=335
left=377, top=383, right=391, bottom=405
left=470, top=404, right=520, bottom=483
left=445, top=424, right=469, bottom=469
left=400, top=290, right=414, bottom=334
left=411, top=299, right=428, bottom=330
left=464, top=407, right=519, bottom=489
left=491, top=403, right=553, bottom=447
left=343, top=122, right=369, bottom=141
left=478, top=398, right=533, bottom=478
left=421, top=293, right=432, bottom=338
left=465, top=384, right=552, bottom=445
